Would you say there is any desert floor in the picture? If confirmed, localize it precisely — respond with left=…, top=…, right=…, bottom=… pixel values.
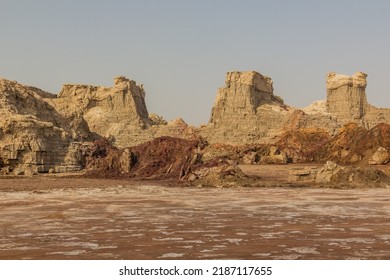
left=0, top=165, right=390, bottom=260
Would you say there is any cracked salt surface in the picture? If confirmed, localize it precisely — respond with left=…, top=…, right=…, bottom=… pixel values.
left=325, top=238, right=377, bottom=244
left=159, top=253, right=184, bottom=258
left=60, top=242, right=100, bottom=249
left=153, top=238, right=184, bottom=241
left=47, top=250, right=86, bottom=256
left=226, top=238, right=242, bottom=245
left=252, top=253, right=271, bottom=257
left=350, top=228, right=373, bottom=232
left=278, top=254, right=301, bottom=260
left=377, top=235, right=390, bottom=240
left=179, top=240, right=205, bottom=244
left=257, top=232, right=285, bottom=239
left=2, top=183, right=390, bottom=259
left=288, top=247, right=320, bottom=255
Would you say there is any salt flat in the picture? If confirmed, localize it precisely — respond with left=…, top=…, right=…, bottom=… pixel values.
left=0, top=178, right=389, bottom=259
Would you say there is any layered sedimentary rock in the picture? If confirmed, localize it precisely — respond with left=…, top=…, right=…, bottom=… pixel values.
left=53, top=77, right=199, bottom=147
left=0, top=79, right=74, bottom=173
left=201, top=71, right=295, bottom=144
left=283, top=71, right=390, bottom=138
left=326, top=72, right=390, bottom=128
left=0, top=76, right=151, bottom=173
left=53, top=76, right=151, bottom=143
left=0, top=76, right=198, bottom=173
left=2, top=69, right=390, bottom=174
left=326, top=72, right=368, bottom=122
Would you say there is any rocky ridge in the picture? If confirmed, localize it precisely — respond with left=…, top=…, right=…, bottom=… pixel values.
left=0, top=76, right=198, bottom=174
left=1, top=70, right=390, bottom=175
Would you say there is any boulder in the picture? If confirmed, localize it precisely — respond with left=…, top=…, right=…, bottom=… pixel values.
left=259, top=146, right=288, bottom=164
left=314, top=161, right=389, bottom=187
left=289, top=167, right=318, bottom=182
left=184, top=158, right=247, bottom=187
left=149, top=113, right=167, bottom=125
left=315, top=161, right=344, bottom=183
left=369, top=147, right=390, bottom=165
left=12, top=165, right=38, bottom=176
left=242, top=151, right=258, bottom=165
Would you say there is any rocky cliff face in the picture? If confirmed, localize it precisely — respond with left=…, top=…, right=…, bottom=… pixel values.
left=0, top=76, right=155, bottom=173
left=56, top=76, right=150, bottom=126
left=0, top=76, right=197, bottom=173
left=53, top=76, right=200, bottom=147
left=52, top=76, right=154, bottom=147
left=201, top=71, right=295, bottom=144
left=0, top=79, right=75, bottom=173
left=325, top=72, right=390, bottom=128
left=326, top=72, right=369, bottom=123
left=1, top=70, right=390, bottom=174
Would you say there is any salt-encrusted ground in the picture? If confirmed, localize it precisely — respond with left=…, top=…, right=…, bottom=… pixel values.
left=0, top=176, right=389, bottom=260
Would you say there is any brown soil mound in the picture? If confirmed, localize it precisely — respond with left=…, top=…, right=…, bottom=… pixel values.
left=325, top=123, right=390, bottom=164
left=129, top=136, right=204, bottom=179
left=86, top=136, right=205, bottom=179
left=331, top=167, right=390, bottom=187
left=203, top=143, right=287, bottom=165
left=85, top=137, right=249, bottom=185
left=276, top=128, right=331, bottom=162
left=277, top=123, right=390, bottom=164
left=85, top=139, right=124, bottom=177
left=84, top=124, right=390, bottom=183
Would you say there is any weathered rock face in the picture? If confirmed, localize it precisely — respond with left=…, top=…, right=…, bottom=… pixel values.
left=0, top=76, right=151, bottom=173
left=0, top=76, right=199, bottom=173
left=201, top=71, right=295, bottom=144
left=326, top=72, right=369, bottom=123
left=0, top=114, right=72, bottom=173
left=2, top=69, right=390, bottom=174
left=0, top=79, right=74, bottom=172
left=52, top=76, right=152, bottom=146
left=325, top=72, right=390, bottom=128
left=53, top=77, right=200, bottom=147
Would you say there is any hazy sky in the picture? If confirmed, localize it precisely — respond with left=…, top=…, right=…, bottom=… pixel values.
left=1, top=0, right=390, bottom=125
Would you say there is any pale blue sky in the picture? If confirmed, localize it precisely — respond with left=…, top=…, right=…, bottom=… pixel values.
left=1, top=0, right=390, bottom=125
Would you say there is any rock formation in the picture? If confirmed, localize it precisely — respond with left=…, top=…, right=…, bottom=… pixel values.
left=326, top=72, right=368, bottom=122
left=0, top=78, right=75, bottom=173
left=201, top=71, right=295, bottom=144
left=0, top=76, right=199, bottom=173
left=53, top=77, right=200, bottom=147
left=53, top=76, right=152, bottom=146
left=288, top=161, right=390, bottom=188
left=1, top=69, right=390, bottom=174
left=325, top=72, right=390, bottom=128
